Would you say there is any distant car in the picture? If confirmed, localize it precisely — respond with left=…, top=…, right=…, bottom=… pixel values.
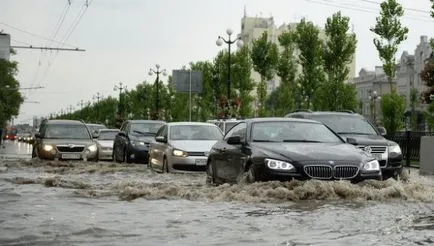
left=86, top=123, right=107, bottom=135
left=149, top=122, right=224, bottom=173
left=206, top=118, right=382, bottom=185
left=207, top=119, right=243, bottom=134
left=113, top=120, right=166, bottom=163
left=32, top=120, right=98, bottom=161
left=285, top=111, right=403, bottom=180
left=95, top=129, right=120, bottom=161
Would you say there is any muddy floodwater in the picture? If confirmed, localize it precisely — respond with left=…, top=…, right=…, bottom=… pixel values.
left=1, top=154, right=434, bottom=245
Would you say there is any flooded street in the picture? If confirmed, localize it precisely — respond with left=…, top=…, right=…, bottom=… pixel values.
left=1, top=141, right=434, bottom=245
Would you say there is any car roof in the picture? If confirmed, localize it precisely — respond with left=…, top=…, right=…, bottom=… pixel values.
left=246, top=117, right=322, bottom=124
left=167, top=122, right=219, bottom=127
left=127, top=120, right=166, bottom=124
left=86, top=123, right=106, bottom=126
left=286, top=111, right=364, bottom=118
left=45, top=120, right=85, bottom=125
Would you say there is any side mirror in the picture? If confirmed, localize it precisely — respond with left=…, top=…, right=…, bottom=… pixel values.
left=34, top=132, right=41, bottom=139
left=227, top=136, right=242, bottom=145
left=118, top=132, right=126, bottom=137
left=377, top=127, right=387, bottom=136
left=155, top=136, right=166, bottom=143
left=92, top=132, right=99, bottom=139
left=346, top=137, right=358, bottom=145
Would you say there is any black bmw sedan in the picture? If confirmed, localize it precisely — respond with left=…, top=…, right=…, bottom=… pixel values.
left=206, top=118, right=382, bottom=185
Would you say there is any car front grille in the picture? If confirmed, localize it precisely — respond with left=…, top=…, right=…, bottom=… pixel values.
left=357, top=145, right=387, bottom=154
left=303, top=165, right=359, bottom=180
left=57, top=145, right=85, bottom=152
left=187, top=152, right=206, bottom=156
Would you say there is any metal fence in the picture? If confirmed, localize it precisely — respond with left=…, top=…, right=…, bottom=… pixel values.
left=385, top=131, right=434, bottom=166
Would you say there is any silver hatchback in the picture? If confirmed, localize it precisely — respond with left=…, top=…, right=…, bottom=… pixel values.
left=148, top=122, right=223, bottom=173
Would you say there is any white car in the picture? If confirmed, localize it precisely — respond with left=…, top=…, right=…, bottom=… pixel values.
left=95, top=129, right=119, bottom=161
left=148, top=122, right=224, bottom=173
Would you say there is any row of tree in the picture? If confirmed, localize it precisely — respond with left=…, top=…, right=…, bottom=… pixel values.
left=54, top=0, right=434, bottom=135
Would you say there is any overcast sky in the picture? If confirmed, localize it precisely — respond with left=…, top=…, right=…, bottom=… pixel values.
left=2, top=0, right=433, bottom=125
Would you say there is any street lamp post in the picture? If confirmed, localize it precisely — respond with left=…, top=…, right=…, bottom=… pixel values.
left=368, top=90, right=381, bottom=126
left=93, top=92, right=103, bottom=122
left=216, top=28, right=243, bottom=118
left=148, top=64, right=167, bottom=120
left=114, top=82, right=127, bottom=121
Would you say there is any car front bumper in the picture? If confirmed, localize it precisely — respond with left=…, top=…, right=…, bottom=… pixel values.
left=169, top=156, right=207, bottom=172
left=38, top=149, right=98, bottom=161
left=128, top=145, right=149, bottom=162
left=260, top=168, right=382, bottom=182
left=98, top=148, right=114, bottom=160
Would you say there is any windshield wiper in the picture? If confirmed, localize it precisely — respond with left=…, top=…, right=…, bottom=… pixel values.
left=252, top=139, right=277, bottom=142
left=132, top=130, right=154, bottom=135
left=283, top=140, right=322, bottom=143
left=336, top=132, right=372, bottom=135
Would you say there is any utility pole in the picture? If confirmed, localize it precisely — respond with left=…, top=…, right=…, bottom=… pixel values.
left=93, top=92, right=103, bottom=122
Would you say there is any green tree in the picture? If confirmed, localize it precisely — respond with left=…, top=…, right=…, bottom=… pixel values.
left=381, top=93, right=405, bottom=134
left=0, top=58, right=24, bottom=128
left=293, top=18, right=324, bottom=110
left=272, top=30, right=297, bottom=115
left=370, top=0, right=408, bottom=132
left=370, top=0, right=408, bottom=92
left=190, top=61, right=214, bottom=121
left=409, top=87, right=420, bottom=131
left=251, top=31, right=279, bottom=116
left=232, top=45, right=254, bottom=118
left=318, top=11, right=357, bottom=111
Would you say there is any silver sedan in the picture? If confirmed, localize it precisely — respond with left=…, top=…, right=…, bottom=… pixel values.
left=95, top=129, right=119, bottom=161
left=148, top=122, right=224, bottom=173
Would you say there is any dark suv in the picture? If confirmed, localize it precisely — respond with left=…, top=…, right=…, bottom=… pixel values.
left=112, top=120, right=166, bottom=163
left=285, top=111, right=403, bottom=180
left=32, top=120, right=98, bottom=161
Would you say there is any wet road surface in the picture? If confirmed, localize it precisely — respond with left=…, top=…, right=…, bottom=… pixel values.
left=1, top=141, right=434, bottom=245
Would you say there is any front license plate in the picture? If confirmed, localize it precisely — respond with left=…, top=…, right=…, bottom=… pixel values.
left=195, top=159, right=207, bottom=166
left=62, top=153, right=81, bottom=159
left=372, top=153, right=383, bottom=160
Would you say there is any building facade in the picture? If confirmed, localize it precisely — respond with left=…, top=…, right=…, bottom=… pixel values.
left=238, top=12, right=357, bottom=114
left=354, top=36, right=432, bottom=128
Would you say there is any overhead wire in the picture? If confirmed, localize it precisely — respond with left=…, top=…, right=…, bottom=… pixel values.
left=36, top=1, right=91, bottom=86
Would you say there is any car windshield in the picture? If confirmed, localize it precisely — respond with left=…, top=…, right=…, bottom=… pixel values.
left=251, top=121, right=343, bottom=143
left=45, top=124, right=91, bottom=139
left=224, top=122, right=239, bottom=133
left=170, top=125, right=223, bottom=140
left=130, top=123, right=164, bottom=135
left=98, top=131, right=118, bottom=140
left=309, top=115, right=378, bottom=135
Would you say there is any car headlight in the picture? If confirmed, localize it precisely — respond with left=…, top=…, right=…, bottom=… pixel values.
left=362, top=159, right=380, bottom=171
left=43, top=144, right=54, bottom=151
left=87, top=144, right=97, bottom=152
left=133, top=141, right=145, bottom=146
left=265, top=158, right=294, bottom=171
left=388, top=145, right=402, bottom=155
left=172, top=149, right=188, bottom=157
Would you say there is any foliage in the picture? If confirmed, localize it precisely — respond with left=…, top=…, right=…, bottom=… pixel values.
left=317, top=11, right=357, bottom=111
left=426, top=102, right=434, bottom=131
left=370, top=0, right=408, bottom=92
left=267, top=30, right=297, bottom=115
left=409, top=87, right=420, bottom=131
left=251, top=31, right=279, bottom=116
left=293, top=18, right=324, bottom=110
left=380, top=92, right=405, bottom=134
left=232, top=45, right=255, bottom=118
left=0, top=59, right=24, bottom=128
left=421, top=59, right=434, bottom=104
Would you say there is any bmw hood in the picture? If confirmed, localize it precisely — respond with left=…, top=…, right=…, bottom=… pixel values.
left=252, top=142, right=369, bottom=162
left=171, top=140, right=218, bottom=152
left=339, top=134, right=397, bottom=146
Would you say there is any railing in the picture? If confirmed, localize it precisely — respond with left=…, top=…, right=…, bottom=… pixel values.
left=385, top=131, right=434, bottom=167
